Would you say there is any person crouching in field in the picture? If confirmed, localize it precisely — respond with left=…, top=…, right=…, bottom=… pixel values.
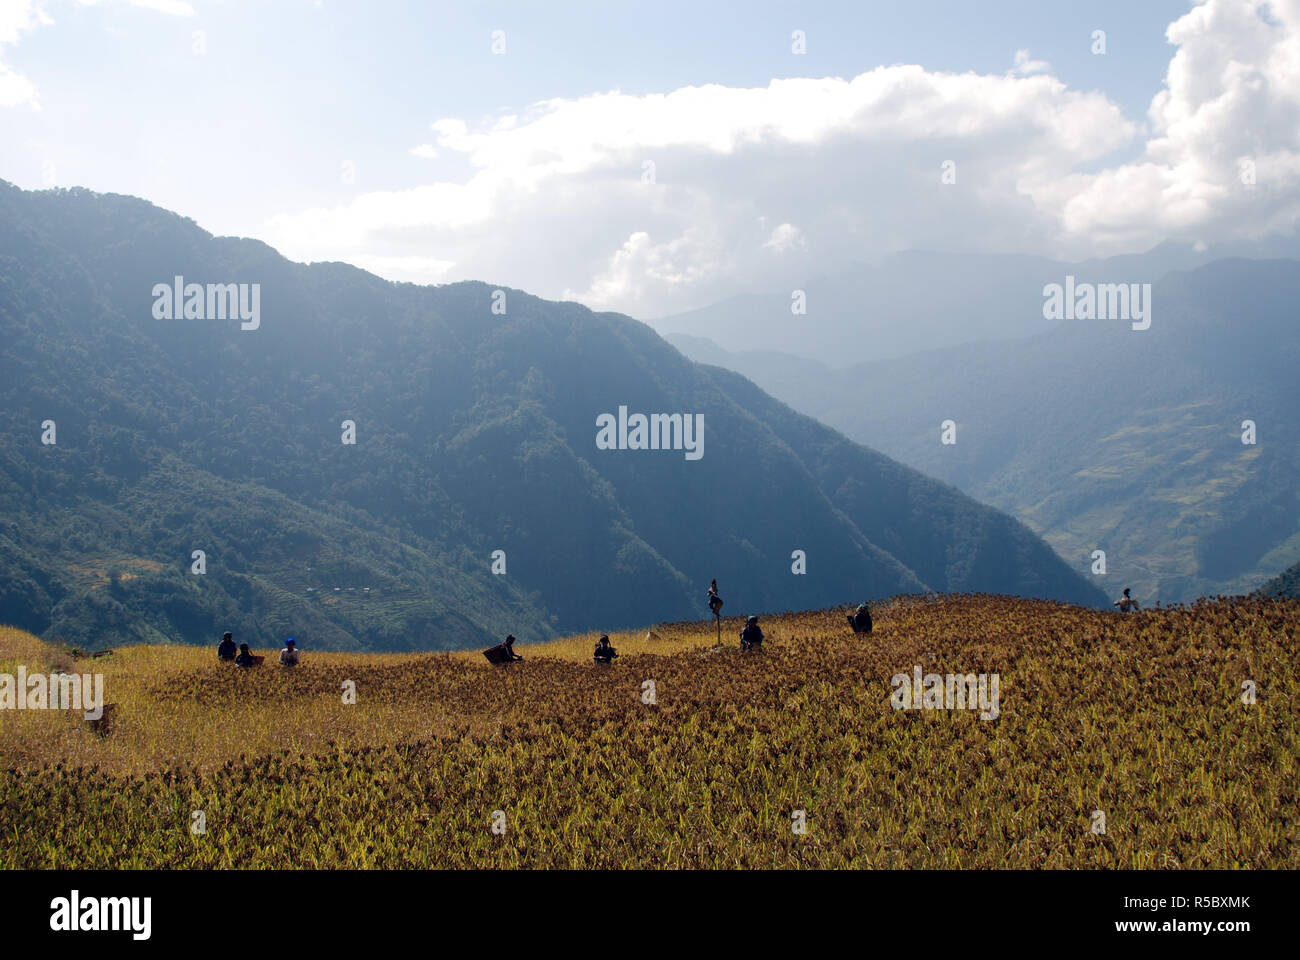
left=847, top=601, right=873, bottom=634
left=235, top=643, right=259, bottom=667
left=1114, top=588, right=1141, bottom=613
left=280, top=637, right=300, bottom=666
left=217, top=632, right=237, bottom=661
left=593, top=635, right=618, bottom=664
left=740, top=615, right=763, bottom=652
left=483, top=634, right=524, bottom=664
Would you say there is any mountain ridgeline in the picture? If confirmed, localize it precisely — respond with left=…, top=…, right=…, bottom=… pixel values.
left=653, top=241, right=1300, bottom=367
left=667, top=259, right=1300, bottom=604
left=0, top=181, right=1105, bottom=652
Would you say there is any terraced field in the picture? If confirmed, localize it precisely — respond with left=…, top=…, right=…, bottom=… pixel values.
left=1, top=595, right=1296, bottom=868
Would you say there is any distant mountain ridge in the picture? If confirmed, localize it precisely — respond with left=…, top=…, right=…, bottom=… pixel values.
left=0, top=180, right=1106, bottom=651
left=651, top=244, right=1226, bottom=367
left=668, top=258, right=1300, bottom=604
left=654, top=237, right=1300, bottom=368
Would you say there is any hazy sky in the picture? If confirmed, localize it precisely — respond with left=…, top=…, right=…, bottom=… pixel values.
left=2, top=0, right=1297, bottom=318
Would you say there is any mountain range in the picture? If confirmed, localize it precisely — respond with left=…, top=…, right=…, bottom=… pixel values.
left=0, top=181, right=1106, bottom=652
left=652, top=240, right=1300, bottom=367
left=666, top=258, right=1300, bottom=603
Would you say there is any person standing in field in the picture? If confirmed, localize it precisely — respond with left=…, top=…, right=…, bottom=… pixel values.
left=740, top=615, right=763, bottom=652
left=1113, top=588, right=1141, bottom=613
left=235, top=643, right=258, bottom=667
left=217, top=632, right=237, bottom=661
left=280, top=637, right=300, bottom=666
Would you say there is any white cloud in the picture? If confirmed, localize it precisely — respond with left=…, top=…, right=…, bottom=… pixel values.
left=2, top=0, right=195, bottom=109
left=0, top=0, right=51, bottom=109
left=565, top=228, right=723, bottom=308
left=0, top=57, right=40, bottom=108
left=762, top=222, right=806, bottom=253
left=262, top=65, right=1136, bottom=315
left=249, top=0, right=1300, bottom=315
left=1011, top=49, right=1051, bottom=76
left=1039, top=0, right=1300, bottom=251
left=409, top=144, right=439, bottom=160
left=0, top=1, right=51, bottom=45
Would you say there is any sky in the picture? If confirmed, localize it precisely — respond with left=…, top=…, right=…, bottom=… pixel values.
left=2, top=0, right=1298, bottom=319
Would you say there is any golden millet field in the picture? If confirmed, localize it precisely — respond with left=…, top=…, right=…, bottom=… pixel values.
left=1, top=594, right=1296, bottom=868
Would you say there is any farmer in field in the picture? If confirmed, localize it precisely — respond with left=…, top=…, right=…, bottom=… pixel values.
left=848, top=601, right=873, bottom=634
left=235, top=643, right=258, bottom=667
left=593, top=635, right=618, bottom=664
left=740, top=615, right=763, bottom=652
left=483, top=634, right=524, bottom=664
left=280, top=637, right=300, bottom=666
left=217, top=632, right=237, bottom=661
left=707, top=579, right=723, bottom=619
left=1113, top=588, right=1141, bottom=613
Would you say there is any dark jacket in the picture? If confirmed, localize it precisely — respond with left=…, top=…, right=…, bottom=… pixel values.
left=740, top=623, right=763, bottom=647
left=484, top=642, right=523, bottom=664
left=235, top=650, right=256, bottom=667
left=593, top=642, right=618, bottom=663
left=217, top=638, right=237, bottom=661
left=849, top=604, right=873, bottom=634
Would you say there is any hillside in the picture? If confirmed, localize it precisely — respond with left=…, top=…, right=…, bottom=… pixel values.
left=2, top=595, right=1295, bottom=868
left=0, top=181, right=1104, bottom=652
left=668, top=259, right=1300, bottom=604
left=1259, top=561, right=1300, bottom=598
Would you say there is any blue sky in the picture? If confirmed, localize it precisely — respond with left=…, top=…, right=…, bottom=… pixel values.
left=2, top=0, right=1297, bottom=317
